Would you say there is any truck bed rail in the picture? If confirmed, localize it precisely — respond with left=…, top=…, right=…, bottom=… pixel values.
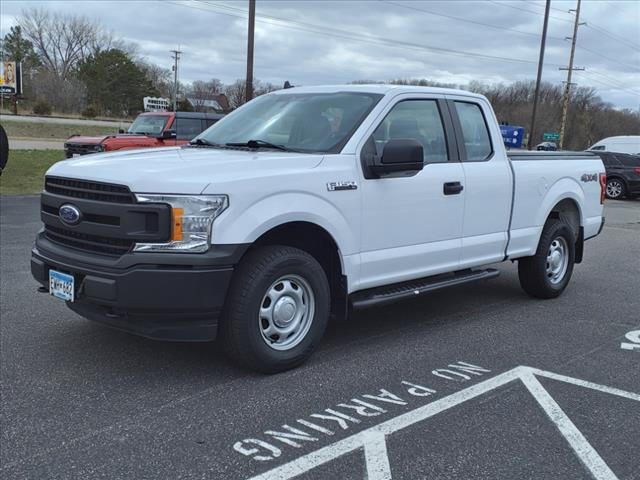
left=508, top=151, right=597, bottom=161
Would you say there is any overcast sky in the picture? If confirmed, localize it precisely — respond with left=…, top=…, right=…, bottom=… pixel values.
left=2, top=0, right=639, bottom=109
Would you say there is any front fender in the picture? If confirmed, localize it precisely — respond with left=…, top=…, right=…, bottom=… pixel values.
left=212, top=191, right=358, bottom=256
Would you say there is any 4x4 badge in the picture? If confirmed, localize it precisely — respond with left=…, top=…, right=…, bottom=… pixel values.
left=581, top=173, right=598, bottom=183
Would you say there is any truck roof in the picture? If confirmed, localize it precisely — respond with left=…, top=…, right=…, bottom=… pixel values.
left=271, top=84, right=484, bottom=99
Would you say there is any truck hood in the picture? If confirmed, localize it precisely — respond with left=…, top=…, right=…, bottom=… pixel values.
left=46, top=146, right=325, bottom=194
left=66, top=134, right=149, bottom=144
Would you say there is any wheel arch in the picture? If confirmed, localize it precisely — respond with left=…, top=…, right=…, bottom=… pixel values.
left=244, top=221, right=349, bottom=321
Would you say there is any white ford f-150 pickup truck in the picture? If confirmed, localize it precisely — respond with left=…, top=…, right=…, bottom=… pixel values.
left=32, top=85, right=606, bottom=372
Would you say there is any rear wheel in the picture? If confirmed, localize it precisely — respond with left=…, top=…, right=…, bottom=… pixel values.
left=605, top=178, right=625, bottom=199
left=518, top=219, right=575, bottom=299
left=221, top=245, right=329, bottom=373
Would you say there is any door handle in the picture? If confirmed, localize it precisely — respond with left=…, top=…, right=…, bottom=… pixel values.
left=443, top=182, right=464, bottom=195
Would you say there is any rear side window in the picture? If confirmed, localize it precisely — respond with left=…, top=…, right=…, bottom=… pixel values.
left=370, top=100, right=449, bottom=163
left=454, top=102, right=492, bottom=161
left=601, top=155, right=619, bottom=166
left=616, top=154, right=640, bottom=167
left=590, top=145, right=605, bottom=151
left=176, top=118, right=203, bottom=140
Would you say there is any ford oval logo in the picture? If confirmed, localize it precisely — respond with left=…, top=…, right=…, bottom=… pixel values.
left=59, top=204, right=82, bottom=225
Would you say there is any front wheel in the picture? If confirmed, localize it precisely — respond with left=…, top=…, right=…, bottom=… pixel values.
left=518, top=219, right=575, bottom=299
left=221, top=246, right=330, bottom=373
left=605, top=178, right=625, bottom=199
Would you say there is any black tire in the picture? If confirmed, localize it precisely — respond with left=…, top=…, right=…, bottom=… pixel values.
left=605, top=178, right=626, bottom=200
left=220, top=245, right=330, bottom=373
left=518, top=219, right=575, bottom=299
left=0, top=125, right=8, bottom=175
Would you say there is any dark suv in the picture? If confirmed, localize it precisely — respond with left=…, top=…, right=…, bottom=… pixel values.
left=593, top=151, right=640, bottom=199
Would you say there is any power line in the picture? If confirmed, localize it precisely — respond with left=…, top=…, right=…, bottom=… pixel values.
left=187, top=0, right=554, bottom=67
left=575, top=44, right=640, bottom=72
left=378, top=0, right=565, bottom=41
left=580, top=70, right=640, bottom=96
left=489, top=0, right=640, bottom=52
left=583, top=23, right=640, bottom=52
left=487, top=1, right=574, bottom=23
left=577, top=72, right=640, bottom=97
left=168, top=0, right=638, bottom=101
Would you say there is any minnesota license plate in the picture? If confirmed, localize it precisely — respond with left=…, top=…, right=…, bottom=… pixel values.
left=49, top=270, right=75, bottom=302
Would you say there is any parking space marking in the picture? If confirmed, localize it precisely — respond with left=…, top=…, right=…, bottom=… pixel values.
left=246, top=366, right=640, bottom=480
left=363, top=432, right=392, bottom=480
left=620, top=330, right=640, bottom=352
left=520, top=372, right=617, bottom=480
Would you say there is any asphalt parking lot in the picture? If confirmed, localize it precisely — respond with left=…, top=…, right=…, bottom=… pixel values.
left=1, top=195, right=639, bottom=480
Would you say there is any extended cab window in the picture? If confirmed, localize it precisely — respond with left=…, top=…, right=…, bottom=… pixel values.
left=176, top=118, right=203, bottom=140
left=454, top=102, right=492, bottom=161
left=371, top=100, right=448, bottom=163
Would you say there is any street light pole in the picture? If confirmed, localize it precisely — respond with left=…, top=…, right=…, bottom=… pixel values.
left=245, top=0, right=256, bottom=103
left=529, top=0, right=551, bottom=150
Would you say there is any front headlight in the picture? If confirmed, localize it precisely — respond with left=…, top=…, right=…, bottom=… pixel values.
left=133, top=194, right=228, bottom=253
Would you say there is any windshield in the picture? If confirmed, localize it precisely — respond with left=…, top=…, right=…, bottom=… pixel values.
left=195, top=92, right=383, bottom=153
left=128, top=115, right=169, bottom=135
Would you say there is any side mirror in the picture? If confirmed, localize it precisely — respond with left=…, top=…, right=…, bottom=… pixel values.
left=118, top=128, right=125, bottom=134
left=367, top=139, right=424, bottom=178
left=161, top=130, right=177, bottom=139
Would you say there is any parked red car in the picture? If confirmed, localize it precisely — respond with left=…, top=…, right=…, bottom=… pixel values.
left=64, top=111, right=224, bottom=157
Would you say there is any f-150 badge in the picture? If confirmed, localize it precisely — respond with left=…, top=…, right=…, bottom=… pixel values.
left=581, top=173, right=598, bottom=182
left=327, top=181, right=358, bottom=191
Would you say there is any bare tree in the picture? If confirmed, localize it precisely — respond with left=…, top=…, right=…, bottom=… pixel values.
left=224, top=79, right=278, bottom=109
left=138, top=61, right=173, bottom=99
left=19, top=7, right=102, bottom=80
left=187, top=78, right=223, bottom=110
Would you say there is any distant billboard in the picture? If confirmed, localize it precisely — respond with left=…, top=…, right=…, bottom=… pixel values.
left=143, top=96, right=170, bottom=112
left=0, top=61, right=22, bottom=95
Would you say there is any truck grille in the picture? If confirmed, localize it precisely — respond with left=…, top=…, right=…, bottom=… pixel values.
left=64, top=143, right=104, bottom=157
left=45, top=225, right=134, bottom=256
left=41, top=177, right=170, bottom=257
left=45, top=177, right=135, bottom=204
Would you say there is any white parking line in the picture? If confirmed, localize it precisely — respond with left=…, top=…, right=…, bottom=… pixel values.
left=363, top=432, right=391, bottom=480
left=520, top=372, right=617, bottom=480
left=246, top=366, right=639, bottom=480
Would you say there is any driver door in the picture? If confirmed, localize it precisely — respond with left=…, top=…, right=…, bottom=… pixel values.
left=357, top=95, right=465, bottom=290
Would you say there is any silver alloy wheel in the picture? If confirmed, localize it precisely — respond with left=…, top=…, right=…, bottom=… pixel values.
left=606, top=180, right=623, bottom=199
left=258, top=274, right=315, bottom=351
left=545, top=236, right=569, bottom=285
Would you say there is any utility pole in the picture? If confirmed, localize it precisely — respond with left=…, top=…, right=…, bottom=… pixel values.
left=171, top=48, right=182, bottom=112
left=558, top=0, right=584, bottom=150
left=529, top=0, right=551, bottom=150
left=245, top=0, right=256, bottom=103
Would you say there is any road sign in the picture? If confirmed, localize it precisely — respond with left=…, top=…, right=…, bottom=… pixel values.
left=543, top=132, right=560, bottom=141
left=499, top=125, right=524, bottom=149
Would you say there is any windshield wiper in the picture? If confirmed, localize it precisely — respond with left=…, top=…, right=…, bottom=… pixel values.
left=190, top=138, right=222, bottom=147
left=225, top=139, right=292, bottom=152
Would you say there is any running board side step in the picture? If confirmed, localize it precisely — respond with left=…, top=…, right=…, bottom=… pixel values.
left=349, top=268, right=500, bottom=309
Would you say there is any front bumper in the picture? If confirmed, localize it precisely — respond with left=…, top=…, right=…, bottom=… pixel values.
left=31, top=235, right=248, bottom=341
